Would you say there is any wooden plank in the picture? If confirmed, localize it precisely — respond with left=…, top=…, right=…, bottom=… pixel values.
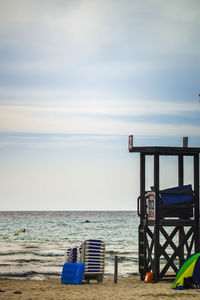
left=188, top=232, right=195, bottom=255
left=129, top=146, right=200, bottom=155
left=148, top=219, right=195, bottom=226
left=159, top=203, right=193, bottom=219
left=161, top=227, right=179, bottom=252
left=159, top=190, right=194, bottom=194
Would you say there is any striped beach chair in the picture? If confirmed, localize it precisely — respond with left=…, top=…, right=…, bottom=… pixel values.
left=65, top=246, right=82, bottom=263
left=80, top=240, right=105, bottom=283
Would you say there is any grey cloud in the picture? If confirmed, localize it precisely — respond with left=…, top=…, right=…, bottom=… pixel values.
left=0, top=0, right=200, bottom=102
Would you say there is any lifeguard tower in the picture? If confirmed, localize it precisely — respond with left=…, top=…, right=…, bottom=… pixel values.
left=128, top=136, right=200, bottom=282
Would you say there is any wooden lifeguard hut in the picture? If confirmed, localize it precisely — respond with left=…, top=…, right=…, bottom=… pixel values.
left=128, top=136, right=200, bottom=282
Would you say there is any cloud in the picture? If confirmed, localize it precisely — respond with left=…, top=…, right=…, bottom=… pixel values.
left=0, top=99, right=199, bottom=136
left=0, top=0, right=199, bottom=106
left=0, top=0, right=200, bottom=137
left=1, top=1, right=200, bottom=211
left=1, top=0, right=200, bottom=63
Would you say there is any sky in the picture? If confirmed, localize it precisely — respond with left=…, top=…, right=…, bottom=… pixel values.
left=0, top=0, right=200, bottom=211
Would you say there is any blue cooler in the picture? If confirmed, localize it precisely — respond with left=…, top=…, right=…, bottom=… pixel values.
left=61, top=263, right=85, bottom=285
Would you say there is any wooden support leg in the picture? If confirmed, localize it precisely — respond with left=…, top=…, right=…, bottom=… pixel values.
left=179, top=227, right=185, bottom=267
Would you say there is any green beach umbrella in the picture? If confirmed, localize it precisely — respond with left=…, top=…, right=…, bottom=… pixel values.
left=172, top=253, right=200, bottom=289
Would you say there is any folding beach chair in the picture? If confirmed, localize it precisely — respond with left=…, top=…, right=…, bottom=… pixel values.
left=80, top=240, right=105, bottom=283
left=65, top=246, right=82, bottom=263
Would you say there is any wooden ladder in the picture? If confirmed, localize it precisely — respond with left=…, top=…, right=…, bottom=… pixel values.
left=139, top=224, right=146, bottom=279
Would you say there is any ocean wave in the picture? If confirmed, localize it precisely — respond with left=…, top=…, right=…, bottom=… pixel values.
left=35, top=251, right=64, bottom=257
left=0, top=250, right=64, bottom=258
left=105, top=255, right=138, bottom=262
left=0, top=211, right=140, bottom=278
left=0, top=264, right=10, bottom=267
left=0, top=271, right=61, bottom=278
left=106, top=250, right=137, bottom=256
left=13, top=259, right=43, bottom=263
left=0, top=251, right=29, bottom=256
left=24, top=245, right=40, bottom=249
left=105, top=250, right=119, bottom=255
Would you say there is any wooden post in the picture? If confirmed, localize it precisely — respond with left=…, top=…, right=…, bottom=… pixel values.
left=183, top=137, right=188, bottom=147
left=178, top=154, right=184, bottom=266
left=140, top=153, right=146, bottom=219
left=194, top=154, right=200, bottom=252
left=139, top=153, right=146, bottom=280
left=179, top=227, right=185, bottom=266
left=178, top=155, right=184, bottom=186
left=154, top=154, right=160, bottom=282
left=114, top=256, right=118, bottom=283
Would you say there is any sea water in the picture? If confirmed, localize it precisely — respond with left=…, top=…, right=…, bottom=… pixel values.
left=0, top=211, right=139, bottom=280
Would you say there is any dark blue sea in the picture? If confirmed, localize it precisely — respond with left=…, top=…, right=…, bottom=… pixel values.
left=0, top=211, right=139, bottom=279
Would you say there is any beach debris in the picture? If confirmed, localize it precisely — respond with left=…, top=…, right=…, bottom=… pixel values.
left=144, top=272, right=154, bottom=283
left=3, top=236, right=9, bottom=239
left=13, top=291, right=22, bottom=294
left=22, top=229, right=26, bottom=232
left=0, top=289, right=5, bottom=293
left=85, top=220, right=90, bottom=223
left=14, top=232, right=19, bottom=236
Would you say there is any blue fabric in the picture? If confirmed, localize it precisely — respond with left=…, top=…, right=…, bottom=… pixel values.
left=161, top=184, right=193, bottom=205
left=61, top=263, right=85, bottom=285
left=174, top=286, right=185, bottom=290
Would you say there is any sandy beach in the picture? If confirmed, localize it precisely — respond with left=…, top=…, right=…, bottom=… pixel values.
left=0, top=276, right=200, bottom=300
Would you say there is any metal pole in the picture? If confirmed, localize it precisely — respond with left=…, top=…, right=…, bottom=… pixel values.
left=114, top=256, right=118, bottom=283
